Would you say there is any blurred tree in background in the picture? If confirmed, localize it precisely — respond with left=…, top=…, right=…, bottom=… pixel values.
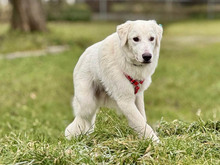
left=45, top=0, right=91, bottom=21
left=10, top=0, right=46, bottom=32
left=0, top=0, right=219, bottom=29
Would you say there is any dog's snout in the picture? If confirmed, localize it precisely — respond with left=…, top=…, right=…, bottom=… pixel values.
left=142, top=53, right=152, bottom=63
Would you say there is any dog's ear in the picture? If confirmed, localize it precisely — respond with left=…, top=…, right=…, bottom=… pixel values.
left=155, top=23, right=163, bottom=47
left=117, top=21, right=131, bottom=47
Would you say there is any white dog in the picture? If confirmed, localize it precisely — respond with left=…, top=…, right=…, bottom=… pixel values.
left=65, top=20, right=163, bottom=142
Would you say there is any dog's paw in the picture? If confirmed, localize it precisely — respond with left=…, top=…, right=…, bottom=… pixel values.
left=65, top=118, right=95, bottom=140
left=64, top=120, right=84, bottom=140
left=65, top=123, right=75, bottom=140
left=152, top=135, right=160, bottom=144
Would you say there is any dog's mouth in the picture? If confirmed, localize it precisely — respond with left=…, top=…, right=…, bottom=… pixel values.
left=143, top=60, right=152, bottom=64
left=133, top=58, right=152, bottom=66
left=133, top=61, right=151, bottom=67
left=133, top=63, right=144, bottom=67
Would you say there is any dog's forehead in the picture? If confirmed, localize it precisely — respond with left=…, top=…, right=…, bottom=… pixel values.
left=130, top=21, right=155, bottom=35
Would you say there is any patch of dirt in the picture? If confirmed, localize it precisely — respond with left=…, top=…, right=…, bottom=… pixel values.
left=0, top=45, right=69, bottom=60
left=167, top=36, right=220, bottom=45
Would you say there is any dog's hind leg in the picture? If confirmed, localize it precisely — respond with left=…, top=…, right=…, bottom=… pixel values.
left=65, top=81, right=98, bottom=140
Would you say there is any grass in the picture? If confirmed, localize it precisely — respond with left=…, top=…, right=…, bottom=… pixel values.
left=0, top=20, right=219, bottom=164
left=0, top=22, right=116, bottom=54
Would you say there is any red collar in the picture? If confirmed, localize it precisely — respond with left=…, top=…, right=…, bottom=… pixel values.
left=124, top=73, right=144, bottom=94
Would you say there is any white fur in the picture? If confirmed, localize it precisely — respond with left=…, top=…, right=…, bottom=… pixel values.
left=65, top=20, right=163, bottom=142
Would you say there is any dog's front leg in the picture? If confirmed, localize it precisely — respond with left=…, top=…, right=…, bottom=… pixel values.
left=117, top=99, right=159, bottom=142
left=135, top=92, right=147, bottom=122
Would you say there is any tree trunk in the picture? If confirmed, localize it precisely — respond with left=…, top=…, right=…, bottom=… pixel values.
left=11, top=0, right=46, bottom=32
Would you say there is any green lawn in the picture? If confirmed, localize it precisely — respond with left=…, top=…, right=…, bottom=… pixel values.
left=0, top=20, right=219, bottom=164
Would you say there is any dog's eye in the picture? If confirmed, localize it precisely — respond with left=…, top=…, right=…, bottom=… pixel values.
left=133, top=37, right=140, bottom=42
left=149, top=37, right=154, bottom=41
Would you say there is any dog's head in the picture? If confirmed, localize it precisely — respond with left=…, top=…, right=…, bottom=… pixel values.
left=117, top=20, right=163, bottom=66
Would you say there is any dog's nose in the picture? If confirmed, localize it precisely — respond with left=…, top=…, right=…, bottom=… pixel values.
left=142, top=53, right=152, bottom=63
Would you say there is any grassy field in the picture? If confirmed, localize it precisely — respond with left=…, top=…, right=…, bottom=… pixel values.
left=0, top=20, right=219, bottom=164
